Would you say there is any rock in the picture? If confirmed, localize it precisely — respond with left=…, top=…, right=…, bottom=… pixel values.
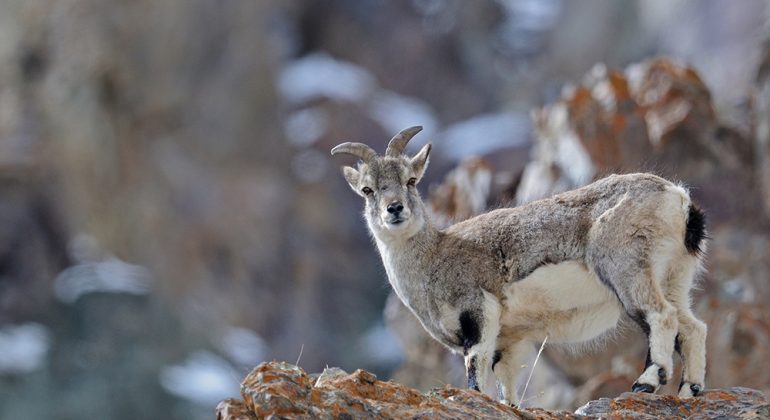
left=427, top=157, right=493, bottom=228
left=572, top=372, right=635, bottom=407
left=217, top=362, right=768, bottom=419
left=576, top=387, right=769, bottom=419
left=215, top=399, right=255, bottom=420
left=519, top=57, right=757, bottom=223
left=703, top=303, right=770, bottom=393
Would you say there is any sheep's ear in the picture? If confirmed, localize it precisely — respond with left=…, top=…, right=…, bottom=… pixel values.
left=410, top=143, right=431, bottom=182
left=342, top=166, right=363, bottom=196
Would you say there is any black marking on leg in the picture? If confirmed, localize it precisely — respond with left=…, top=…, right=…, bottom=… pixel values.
left=467, top=355, right=480, bottom=391
left=658, top=366, right=667, bottom=385
left=458, top=311, right=481, bottom=355
left=685, top=204, right=706, bottom=255
left=492, top=350, right=502, bottom=371
left=679, top=379, right=686, bottom=393
left=674, top=333, right=682, bottom=356
left=644, top=349, right=652, bottom=369
left=632, top=382, right=655, bottom=393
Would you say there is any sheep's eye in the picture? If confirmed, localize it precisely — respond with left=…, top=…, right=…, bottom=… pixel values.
left=407, top=178, right=417, bottom=187
left=362, top=187, right=373, bottom=196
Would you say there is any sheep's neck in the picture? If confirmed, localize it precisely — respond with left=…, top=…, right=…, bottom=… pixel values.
left=374, top=219, right=439, bottom=315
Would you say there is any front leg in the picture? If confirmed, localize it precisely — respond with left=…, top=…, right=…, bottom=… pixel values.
left=459, top=291, right=502, bottom=396
left=464, top=352, right=490, bottom=392
left=491, top=340, right=530, bottom=406
left=463, top=334, right=497, bottom=396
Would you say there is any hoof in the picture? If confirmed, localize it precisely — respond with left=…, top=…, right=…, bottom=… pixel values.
left=678, top=382, right=703, bottom=398
left=631, top=382, right=656, bottom=393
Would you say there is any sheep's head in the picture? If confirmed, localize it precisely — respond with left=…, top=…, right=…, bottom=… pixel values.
left=331, top=126, right=431, bottom=241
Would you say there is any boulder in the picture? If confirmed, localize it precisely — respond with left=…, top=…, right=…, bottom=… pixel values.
left=519, top=58, right=756, bottom=223
left=216, top=361, right=769, bottom=419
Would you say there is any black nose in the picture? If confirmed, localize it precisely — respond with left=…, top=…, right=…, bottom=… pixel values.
left=387, top=202, right=404, bottom=214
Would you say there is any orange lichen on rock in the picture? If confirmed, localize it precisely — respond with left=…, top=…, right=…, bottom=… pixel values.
left=629, top=58, right=717, bottom=149
left=217, top=362, right=769, bottom=419
left=578, top=388, right=768, bottom=419
left=215, top=399, right=255, bottom=420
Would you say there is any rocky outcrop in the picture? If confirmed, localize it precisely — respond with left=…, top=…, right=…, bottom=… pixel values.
left=576, top=387, right=770, bottom=419
left=519, top=57, right=755, bottom=218
left=216, top=361, right=768, bottom=419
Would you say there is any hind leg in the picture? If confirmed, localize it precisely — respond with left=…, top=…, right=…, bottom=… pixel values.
left=674, top=308, right=707, bottom=396
left=666, top=257, right=707, bottom=397
left=594, top=259, right=679, bottom=393
left=630, top=302, right=678, bottom=392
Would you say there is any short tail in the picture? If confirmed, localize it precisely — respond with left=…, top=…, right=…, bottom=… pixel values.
left=684, top=204, right=706, bottom=255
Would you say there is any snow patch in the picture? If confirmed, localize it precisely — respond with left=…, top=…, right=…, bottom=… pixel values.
left=217, top=327, right=269, bottom=368
left=439, top=112, right=531, bottom=160
left=285, top=108, right=329, bottom=147
left=54, top=258, right=153, bottom=304
left=0, top=323, right=51, bottom=374
left=159, top=351, right=240, bottom=407
left=278, top=52, right=376, bottom=104
left=367, top=90, right=439, bottom=149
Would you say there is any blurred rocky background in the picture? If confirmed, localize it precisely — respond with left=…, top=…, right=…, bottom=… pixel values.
left=0, top=1, right=768, bottom=419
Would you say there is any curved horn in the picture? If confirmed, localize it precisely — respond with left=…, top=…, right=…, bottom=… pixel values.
left=386, top=126, right=423, bottom=156
left=330, top=142, right=377, bottom=162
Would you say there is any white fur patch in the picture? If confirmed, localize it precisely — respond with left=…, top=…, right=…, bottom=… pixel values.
left=501, top=261, right=622, bottom=344
left=637, top=364, right=662, bottom=388
left=678, top=383, right=696, bottom=398
left=668, top=184, right=692, bottom=214
left=375, top=238, right=416, bottom=312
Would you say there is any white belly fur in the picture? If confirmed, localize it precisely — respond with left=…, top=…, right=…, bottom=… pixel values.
left=501, top=261, right=622, bottom=344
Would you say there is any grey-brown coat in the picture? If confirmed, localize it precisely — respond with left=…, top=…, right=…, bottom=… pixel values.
left=331, top=126, right=707, bottom=405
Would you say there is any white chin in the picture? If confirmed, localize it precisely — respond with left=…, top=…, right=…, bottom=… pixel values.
left=384, top=220, right=408, bottom=230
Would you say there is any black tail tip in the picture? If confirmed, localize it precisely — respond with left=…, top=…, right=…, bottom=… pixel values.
left=685, top=204, right=706, bottom=255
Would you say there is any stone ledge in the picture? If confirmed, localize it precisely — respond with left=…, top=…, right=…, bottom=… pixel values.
left=216, top=361, right=768, bottom=419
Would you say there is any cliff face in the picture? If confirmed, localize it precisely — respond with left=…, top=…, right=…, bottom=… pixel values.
left=216, top=362, right=769, bottom=419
